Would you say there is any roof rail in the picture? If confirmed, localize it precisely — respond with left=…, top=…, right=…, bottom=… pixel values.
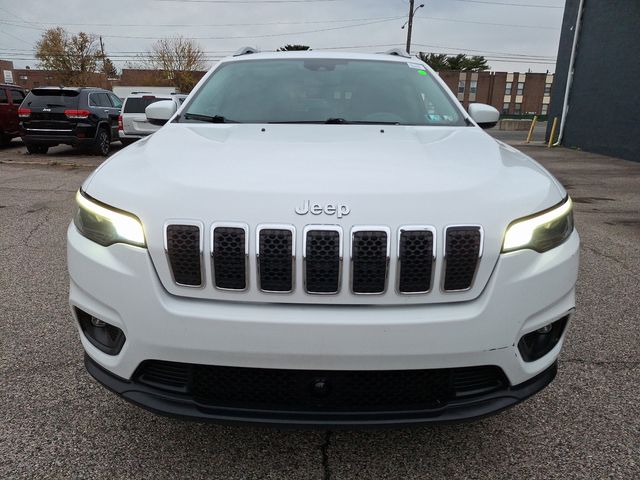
left=383, top=48, right=411, bottom=58
left=234, top=46, right=260, bottom=57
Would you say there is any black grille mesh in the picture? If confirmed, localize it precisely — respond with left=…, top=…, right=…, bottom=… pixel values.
left=135, top=361, right=507, bottom=412
left=258, top=229, right=293, bottom=292
left=352, top=230, right=388, bottom=294
left=444, top=227, right=481, bottom=291
left=213, top=227, right=246, bottom=290
left=305, top=230, right=341, bottom=293
left=398, top=230, right=434, bottom=293
left=166, top=225, right=202, bottom=286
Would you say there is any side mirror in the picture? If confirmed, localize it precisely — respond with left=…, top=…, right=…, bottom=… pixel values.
left=146, top=100, right=177, bottom=126
left=468, top=103, right=500, bottom=129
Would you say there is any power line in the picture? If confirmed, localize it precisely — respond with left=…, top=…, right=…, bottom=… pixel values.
left=0, top=16, right=400, bottom=28
left=447, top=0, right=563, bottom=8
left=415, top=15, right=559, bottom=30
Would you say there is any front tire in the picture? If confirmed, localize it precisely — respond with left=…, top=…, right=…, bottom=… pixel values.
left=92, top=128, right=110, bottom=156
left=26, top=144, right=49, bottom=154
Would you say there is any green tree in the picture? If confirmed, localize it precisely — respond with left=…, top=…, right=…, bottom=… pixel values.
left=417, top=53, right=449, bottom=71
left=35, top=27, right=101, bottom=84
left=418, top=52, right=491, bottom=72
left=277, top=44, right=311, bottom=51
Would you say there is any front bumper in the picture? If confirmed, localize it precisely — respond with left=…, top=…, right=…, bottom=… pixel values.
left=68, top=224, right=579, bottom=424
left=86, top=354, right=557, bottom=427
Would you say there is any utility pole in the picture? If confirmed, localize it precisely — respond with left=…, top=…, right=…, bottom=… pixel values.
left=403, top=2, right=424, bottom=55
left=406, top=0, right=415, bottom=55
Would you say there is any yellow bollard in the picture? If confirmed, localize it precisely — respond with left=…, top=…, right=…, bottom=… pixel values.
left=525, top=116, right=538, bottom=144
left=548, top=117, right=558, bottom=148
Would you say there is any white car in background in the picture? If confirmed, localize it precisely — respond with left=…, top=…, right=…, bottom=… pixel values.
left=118, top=92, right=186, bottom=145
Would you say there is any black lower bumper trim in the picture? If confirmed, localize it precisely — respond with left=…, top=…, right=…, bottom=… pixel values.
left=85, top=354, right=557, bottom=428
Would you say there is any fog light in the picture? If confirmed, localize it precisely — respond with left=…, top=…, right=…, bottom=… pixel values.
left=518, top=315, right=569, bottom=362
left=75, top=308, right=125, bottom=355
left=536, top=324, right=553, bottom=334
left=90, top=316, right=106, bottom=327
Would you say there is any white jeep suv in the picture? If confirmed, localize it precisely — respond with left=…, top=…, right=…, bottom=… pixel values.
left=67, top=50, right=579, bottom=426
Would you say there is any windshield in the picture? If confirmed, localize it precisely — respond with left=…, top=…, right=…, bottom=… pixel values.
left=25, top=89, right=79, bottom=108
left=182, top=58, right=465, bottom=126
left=123, top=96, right=169, bottom=113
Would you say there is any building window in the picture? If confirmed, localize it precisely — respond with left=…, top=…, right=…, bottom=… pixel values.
left=514, top=103, right=522, bottom=115
left=458, top=80, right=465, bottom=94
left=470, top=80, right=477, bottom=94
left=502, top=102, right=510, bottom=114
left=541, top=104, right=548, bottom=115
left=516, top=82, right=524, bottom=95
left=544, top=82, right=552, bottom=95
left=505, top=82, right=512, bottom=95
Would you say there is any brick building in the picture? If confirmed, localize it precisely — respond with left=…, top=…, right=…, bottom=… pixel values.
left=439, top=71, right=554, bottom=116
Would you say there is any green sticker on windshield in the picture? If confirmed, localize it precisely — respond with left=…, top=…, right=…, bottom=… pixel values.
left=417, top=70, right=427, bottom=76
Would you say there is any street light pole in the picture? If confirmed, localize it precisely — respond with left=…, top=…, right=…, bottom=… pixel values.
left=403, top=1, right=425, bottom=55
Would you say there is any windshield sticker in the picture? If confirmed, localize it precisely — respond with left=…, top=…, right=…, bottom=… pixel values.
left=407, top=62, right=424, bottom=69
left=417, top=70, right=427, bottom=76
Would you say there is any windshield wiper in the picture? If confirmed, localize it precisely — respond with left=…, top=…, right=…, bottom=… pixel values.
left=269, top=118, right=401, bottom=125
left=182, top=113, right=239, bottom=123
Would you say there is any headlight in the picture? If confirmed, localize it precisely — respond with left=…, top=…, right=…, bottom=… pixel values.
left=74, top=190, right=146, bottom=247
left=502, top=197, right=574, bottom=253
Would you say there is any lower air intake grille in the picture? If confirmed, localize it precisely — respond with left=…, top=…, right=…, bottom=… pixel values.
left=213, top=227, right=247, bottom=290
left=258, top=228, right=294, bottom=292
left=351, top=229, right=389, bottom=294
left=305, top=229, right=341, bottom=294
left=398, top=229, right=434, bottom=293
left=444, top=227, right=482, bottom=291
left=135, top=361, right=507, bottom=412
left=166, top=224, right=202, bottom=286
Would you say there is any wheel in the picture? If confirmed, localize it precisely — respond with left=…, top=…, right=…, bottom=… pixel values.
left=26, top=144, right=49, bottom=154
left=0, top=132, right=11, bottom=147
left=92, top=127, right=111, bottom=156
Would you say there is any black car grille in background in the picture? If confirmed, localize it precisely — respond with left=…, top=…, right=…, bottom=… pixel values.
left=443, top=227, right=482, bottom=291
left=213, top=227, right=247, bottom=290
left=258, top=228, right=294, bottom=292
left=351, top=230, right=389, bottom=294
left=398, top=229, right=435, bottom=293
left=304, top=229, right=341, bottom=294
left=165, top=224, right=202, bottom=286
left=135, top=361, right=508, bottom=412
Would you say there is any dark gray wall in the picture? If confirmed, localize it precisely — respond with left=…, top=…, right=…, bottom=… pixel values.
left=547, top=0, right=640, bottom=162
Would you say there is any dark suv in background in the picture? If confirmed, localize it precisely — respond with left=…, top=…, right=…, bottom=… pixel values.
left=0, top=84, right=27, bottom=147
left=19, top=87, right=122, bottom=155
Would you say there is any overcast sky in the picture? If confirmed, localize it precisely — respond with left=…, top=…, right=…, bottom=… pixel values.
left=0, top=0, right=566, bottom=73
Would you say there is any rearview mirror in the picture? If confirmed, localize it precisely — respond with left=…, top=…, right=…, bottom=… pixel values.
left=146, top=100, right=177, bottom=126
left=468, top=103, right=500, bottom=129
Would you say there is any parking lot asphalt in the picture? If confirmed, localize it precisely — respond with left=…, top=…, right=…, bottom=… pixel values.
left=0, top=137, right=638, bottom=479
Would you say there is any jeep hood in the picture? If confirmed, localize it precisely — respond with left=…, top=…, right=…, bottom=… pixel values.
left=83, top=123, right=565, bottom=305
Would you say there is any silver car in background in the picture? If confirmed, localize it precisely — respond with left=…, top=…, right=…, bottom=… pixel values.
left=118, top=92, right=186, bottom=145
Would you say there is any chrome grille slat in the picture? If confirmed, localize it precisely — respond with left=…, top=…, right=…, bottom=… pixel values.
left=443, top=226, right=483, bottom=292
left=397, top=226, right=436, bottom=294
left=212, top=223, right=249, bottom=291
left=256, top=225, right=295, bottom=293
left=303, top=225, right=343, bottom=294
left=164, top=222, right=204, bottom=287
left=350, top=227, right=390, bottom=295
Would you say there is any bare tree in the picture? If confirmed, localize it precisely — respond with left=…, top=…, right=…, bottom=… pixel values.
left=35, top=27, right=102, bottom=85
left=144, top=36, right=206, bottom=92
